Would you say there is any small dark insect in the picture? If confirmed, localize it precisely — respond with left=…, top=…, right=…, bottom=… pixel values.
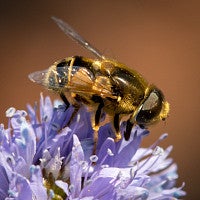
left=29, top=17, right=169, bottom=142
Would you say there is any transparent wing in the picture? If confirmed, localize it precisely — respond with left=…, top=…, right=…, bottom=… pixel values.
left=29, top=67, right=118, bottom=99
left=28, top=69, right=48, bottom=86
left=64, top=67, right=117, bottom=99
left=52, top=16, right=105, bottom=60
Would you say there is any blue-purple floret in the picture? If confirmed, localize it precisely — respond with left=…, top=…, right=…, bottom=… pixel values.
left=0, top=94, right=186, bottom=199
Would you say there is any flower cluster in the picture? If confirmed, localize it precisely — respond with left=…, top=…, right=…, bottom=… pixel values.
left=0, top=94, right=186, bottom=199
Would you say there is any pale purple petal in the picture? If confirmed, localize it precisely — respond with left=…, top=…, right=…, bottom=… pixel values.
left=0, top=165, right=9, bottom=199
left=13, top=175, right=32, bottom=200
left=0, top=94, right=186, bottom=199
left=39, top=94, right=53, bottom=124
left=114, top=126, right=148, bottom=167
left=70, top=134, right=84, bottom=198
left=30, top=165, right=47, bottom=200
left=55, top=180, right=69, bottom=196
left=80, top=177, right=117, bottom=199
left=97, top=138, right=116, bottom=167
left=117, top=185, right=149, bottom=200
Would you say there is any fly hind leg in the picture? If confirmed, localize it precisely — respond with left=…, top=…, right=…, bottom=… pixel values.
left=60, top=92, right=80, bottom=126
left=60, top=92, right=70, bottom=108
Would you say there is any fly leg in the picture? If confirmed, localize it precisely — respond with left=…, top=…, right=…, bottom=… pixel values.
left=67, top=104, right=80, bottom=126
left=91, top=95, right=104, bottom=132
left=60, top=92, right=70, bottom=108
left=113, top=113, right=122, bottom=141
left=60, top=92, right=80, bottom=126
left=93, top=101, right=104, bottom=132
left=91, top=96, right=104, bottom=154
left=124, top=119, right=134, bottom=140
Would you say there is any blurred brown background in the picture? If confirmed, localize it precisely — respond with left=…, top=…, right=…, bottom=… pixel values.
left=0, top=1, right=199, bottom=199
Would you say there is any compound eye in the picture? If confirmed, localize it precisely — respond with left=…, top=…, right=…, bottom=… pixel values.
left=135, top=89, right=164, bottom=125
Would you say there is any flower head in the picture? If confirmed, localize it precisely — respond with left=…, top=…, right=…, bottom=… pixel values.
left=0, top=94, right=186, bottom=199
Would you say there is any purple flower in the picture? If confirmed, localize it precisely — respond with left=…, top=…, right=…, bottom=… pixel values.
left=0, top=94, right=186, bottom=199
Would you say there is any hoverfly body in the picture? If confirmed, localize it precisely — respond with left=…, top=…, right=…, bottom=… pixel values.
left=29, top=17, right=170, bottom=142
